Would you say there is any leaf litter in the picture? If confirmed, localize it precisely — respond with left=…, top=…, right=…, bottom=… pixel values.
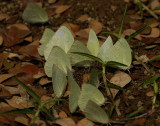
left=0, top=0, right=160, bottom=125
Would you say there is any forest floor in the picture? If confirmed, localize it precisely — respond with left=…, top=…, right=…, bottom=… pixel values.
left=0, top=0, right=160, bottom=126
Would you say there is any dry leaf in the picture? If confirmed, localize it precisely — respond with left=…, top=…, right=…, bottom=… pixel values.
left=19, top=40, right=41, bottom=58
left=33, top=68, right=45, bottom=79
left=76, top=28, right=90, bottom=39
left=146, top=91, right=154, bottom=97
left=29, top=86, right=47, bottom=97
left=133, top=118, right=146, bottom=125
left=141, top=28, right=160, bottom=38
left=89, top=20, right=103, bottom=34
left=110, top=71, right=131, bottom=98
left=15, top=116, right=29, bottom=126
left=145, top=45, right=157, bottom=49
left=55, top=118, right=76, bottom=126
left=77, top=14, right=89, bottom=22
left=0, top=13, right=8, bottom=21
left=4, top=86, right=20, bottom=95
left=39, top=78, right=51, bottom=85
left=7, top=23, right=30, bottom=31
left=123, top=29, right=142, bottom=40
left=24, top=36, right=32, bottom=42
left=6, top=96, right=26, bottom=109
left=0, top=74, right=13, bottom=83
left=141, top=38, right=158, bottom=45
left=0, top=84, right=12, bottom=98
left=0, top=116, right=10, bottom=124
left=62, top=23, right=80, bottom=37
left=59, top=111, right=67, bottom=119
left=151, top=0, right=160, bottom=10
left=150, top=22, right=159, bottom=28
left=56, top=5, right=70, bottom=14
left=77, top=118, right=94, bottom=126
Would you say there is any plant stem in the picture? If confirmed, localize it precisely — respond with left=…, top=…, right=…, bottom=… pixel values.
left=29, top=104, right=42, bottom=126
left=102, top=65, right=115, bottom=105
left=142, top=3, right=158, bottom=20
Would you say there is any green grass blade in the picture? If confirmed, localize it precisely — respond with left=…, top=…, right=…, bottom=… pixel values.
left=108, top=105, right=115, bottom=118
left=137, top=0, right=144, bottom=19
left=126, top=108, right=144, bottom=118
left=148, top=55, right=160, bottom=63
left=139, top=74, right=160, bottom=87
left=72, top=52, right=103, bottom=64
left=102, top=32, right=119, bottom=38
left=0, top=109, right=34, bottom=115
left=41, top=107, right=55, bottom=121
left=13, top=76, right=41, bottom=104
left=41, top=99, right=64, bottom=106
left=153, top=6, right=160, bottom=10
left=126, top=23, right=152, bottom=41
left=108, top=82, right=124, bottom=90
left=105, top=61, right=127, bottom=68
left=118, top=4, right=127, bottom=38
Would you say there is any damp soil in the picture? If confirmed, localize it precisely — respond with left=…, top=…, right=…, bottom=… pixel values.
left=0, top=0, right=160, bottom=126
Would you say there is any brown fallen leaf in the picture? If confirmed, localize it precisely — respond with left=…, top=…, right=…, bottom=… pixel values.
left=6, top=96, right=26, bottom=109
left=77, top=118, right=94, bottom=126
left=19, top=40, right=41, bottom=58
left=110, top=71, right=131, bottom=98
left=151, top=0, right=160, bottom=10
left=76, top=28, right=90, bottom=39
left=145, top=45, right=157, bottom=49
left=0, top=116, right=10, bottom=124
left=146, top=91, right=154, bottom=97
left=0, top=13, right=8, bottom=21
left=59, top=111, right=67, bottom=119
left=55, top=5, right=70, bottom=14
left=141, top=38, right=158, bottom=45
left=133, top=118, right=146, bottom=125
left=89, top=20, right=103, bottom=34
left=2, top=72, right=34, bottom=86
left=55, top=118, right=76, bottom=126
left=39, top=78, right=51, bottom=85
left=7, top=23, right=30, bottom=31
left=62, top=23, right=80, bottom=37
left=6, top=15, right=18, bottom=24
left=122, top=29, right=142, bottom=40
left=0, top=84, right=12, bottom=98
left=3, top=26, right=30, bottom=47
left=22, top=64, right=39, bottom=75
left=141, top=28, right=160, bottom=38
left=33, top=68, right=45, bottom=79
left=147, top=55, right=160, bottom=68
left=15, top=115, right=29, bottom=126
left=150, top=22, right=159, bottom=28
left=29, top=85, right=47, bottom=97
left=4, top=86, right=20, bottom=95
left=0, top=74, right=13, bottom=83
left=77, top=14, right=89, bottom=22
left=24, top=36, right=32, bottom=42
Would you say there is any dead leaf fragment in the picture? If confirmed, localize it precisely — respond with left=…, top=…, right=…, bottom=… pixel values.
left=39, top=78, right=51, bottom=85
left=0, top=84, right=12, bottom=98
left=89, top=20, right=103, bottom=34
left=133, top=118, right=146, bottom=125
left=110, top=71, right=131, bottom=98
left=15, top=116, right=29, bottom=126
left=150, top=22, right=159, bottom=28
left=0, top=13, right=8, bottom=21
left=77, top=14, right=89, bottom=22
left=55, top=118, right=76, bottom=126
left=56, top=5, right=70, bottom=14
left=59, top=111, right=67, bottom=119
left=141, top=28, right=159, bottom=38
left=76, top=28, right=90, bottom=39
left=146, top=91, right=154, bottom=97
left=48, top=0, right=56, bottom=4
left=77, top=118, right=94, bottom=126
left=151, top=0, right=160, bottom=10
left=123, top=29, right=142, bottom=40
left=0, top=74, right=13, bottom=83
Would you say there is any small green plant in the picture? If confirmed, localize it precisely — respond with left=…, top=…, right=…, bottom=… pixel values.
left=0, top=77, right=63, bottom=126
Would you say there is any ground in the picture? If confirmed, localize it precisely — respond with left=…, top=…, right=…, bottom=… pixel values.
left=0, top=0, right=160, bottom=126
